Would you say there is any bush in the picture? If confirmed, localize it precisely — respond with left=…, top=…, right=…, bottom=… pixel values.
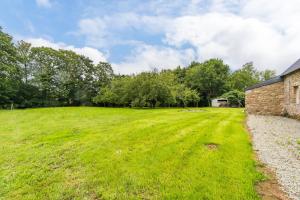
left=221, top=90, right=245, bottom=107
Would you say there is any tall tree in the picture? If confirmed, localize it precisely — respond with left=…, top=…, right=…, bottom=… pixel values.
left=16, top=40, right=32, bottom=84
left=30, top=47, right=61, bottom=106
left=185, top=59, right=230, bottom=105
left=93, top=62, right=114, bottom=87
left=229, top=62, right=260, bottom=91
left=260, top=69, right=276, bottom=81
left=0, top=27, right=21, bottom=107
left=56, top=50, right=87, bottom=105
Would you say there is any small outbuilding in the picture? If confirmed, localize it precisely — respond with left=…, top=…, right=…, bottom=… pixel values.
left=211, top=98, right=228, bottom=107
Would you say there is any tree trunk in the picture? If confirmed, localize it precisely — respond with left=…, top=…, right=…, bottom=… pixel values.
left=207, top=96, right=211, bottom=107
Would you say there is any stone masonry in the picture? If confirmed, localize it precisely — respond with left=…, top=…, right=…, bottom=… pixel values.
left=284, top=70, right=300, bottom=117
left=245, top=81, right=284, bottom=115
left=246, top=58, right=300, bottom=117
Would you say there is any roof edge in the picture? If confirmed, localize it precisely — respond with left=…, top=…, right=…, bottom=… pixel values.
left=281, top=58, right=300, bottom=76
left=245, top=76, right=283, bottom=91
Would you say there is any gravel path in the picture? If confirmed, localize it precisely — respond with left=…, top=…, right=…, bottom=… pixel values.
left=247, top=115, right=300, bottom=200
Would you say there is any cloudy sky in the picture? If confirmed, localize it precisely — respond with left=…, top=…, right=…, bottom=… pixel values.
left=1, top=0, right=300, bottom=74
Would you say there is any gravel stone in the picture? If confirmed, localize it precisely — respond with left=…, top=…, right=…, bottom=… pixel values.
left=247, top=115, right=300, bottom=200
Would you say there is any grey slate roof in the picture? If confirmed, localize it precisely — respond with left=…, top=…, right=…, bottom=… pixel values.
left=281, top=58, right=300, bottom=76
left=245, top=58, right=300, bottom=91
left=245, top=76, right=283, bottom=91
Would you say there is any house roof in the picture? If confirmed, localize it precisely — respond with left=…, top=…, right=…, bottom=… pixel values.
left=245, top=58, right=300, bottom=91
left=245, top=76, right=283, bottom=91
left=281, top=58, right=300, bottom=76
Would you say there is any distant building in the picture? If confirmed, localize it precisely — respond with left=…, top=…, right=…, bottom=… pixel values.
left=211, top=98, right=228, bottom=107
left=245, top=59, right=300, bottom=118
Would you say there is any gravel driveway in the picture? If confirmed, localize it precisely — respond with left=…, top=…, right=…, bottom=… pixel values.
left=247, top=115, right=300, bottom=200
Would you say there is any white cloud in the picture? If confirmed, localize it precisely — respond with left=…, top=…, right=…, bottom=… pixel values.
left=112, top=45, right=196, bottom=74
left=164, top=13, right=287, bottom=71
left=77, top=13, right=170, bottom=48
left=78, top=18, right=107, bottom=47
left=164, top=1, right=300, bottom=73
left=26, top=38, right=107, bottom=64
left=36, top=0, right=52, bottom=8
left=75, top=0, right=300, bottom=74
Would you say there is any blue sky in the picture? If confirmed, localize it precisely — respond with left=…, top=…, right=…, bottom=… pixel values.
left=1, top=0, right=300, bottom=74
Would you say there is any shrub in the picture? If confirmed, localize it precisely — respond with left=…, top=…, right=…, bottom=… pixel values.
left=221, top=90, right=245, bottom=107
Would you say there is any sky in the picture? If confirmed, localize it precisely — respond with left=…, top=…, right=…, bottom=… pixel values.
left=1, top=0, right=300, bottom=74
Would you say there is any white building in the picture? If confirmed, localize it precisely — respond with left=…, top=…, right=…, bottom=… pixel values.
left=211, top=98, right=228, bottom=107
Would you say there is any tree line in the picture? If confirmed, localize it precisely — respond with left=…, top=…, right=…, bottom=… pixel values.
left=0, top=27, right=276, bottom=108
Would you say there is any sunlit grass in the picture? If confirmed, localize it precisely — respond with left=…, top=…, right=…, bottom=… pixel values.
left=0, top=107, right=262, bottom=199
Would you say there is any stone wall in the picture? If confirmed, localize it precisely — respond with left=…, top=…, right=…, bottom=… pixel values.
left=283, top=70, right=300, bottom=118
left=245, top=81, right=284, bottom=115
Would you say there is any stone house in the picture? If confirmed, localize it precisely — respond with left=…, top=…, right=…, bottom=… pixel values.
left=245, top=59, right=300, bottom=117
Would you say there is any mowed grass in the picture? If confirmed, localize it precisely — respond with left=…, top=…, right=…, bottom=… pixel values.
left=0, top=107, right=262, bottom=200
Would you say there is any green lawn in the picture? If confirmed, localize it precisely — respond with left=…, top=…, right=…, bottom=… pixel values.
left=0, top=107, right=262, bottom=200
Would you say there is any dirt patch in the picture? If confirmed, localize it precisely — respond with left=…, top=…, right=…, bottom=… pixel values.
left=255, top=160, right=290, bottom=200
left=204, top=142, right=219, bottom=150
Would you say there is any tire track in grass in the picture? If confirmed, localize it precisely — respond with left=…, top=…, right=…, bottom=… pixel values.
left=79, top=111, right=214, bottom=198
left=156, top=112, right=230, bottom=198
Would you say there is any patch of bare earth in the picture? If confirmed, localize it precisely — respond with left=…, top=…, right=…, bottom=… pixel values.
left=255, top=161, right=289, bottom=200
left=204, top=142, right=219, bottom=150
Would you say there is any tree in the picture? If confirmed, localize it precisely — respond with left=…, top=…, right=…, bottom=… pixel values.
left=185, top=59, right=230, bottom=106
left=30, top=47, right=61, bottom=106
left=87, top=62, right=114, bottom=105
left=0, top=27, right=21, bottom=108
left=174, top=84, right=200, bottom=107
left=173, top=66, right=186, bottom=84
left=93, top=70, right=201, bottom=108
left=93, top=87, right=117, bottom=106
left=221, top=90, right=245, bottom=107
left=56, top=50, right=91, bottom=105
left=93, top=62, right=114, bottom=87
left=129, top=72, right=174, bottom=107
left=229, top=62, right=260, bottom=91
left=93, top=76, right=132, bottom=106
left=260, top=69, right=276, bottom=81
left=0, top=27, right=280, bottom=109
left=16, top=40, right=32, bottom=84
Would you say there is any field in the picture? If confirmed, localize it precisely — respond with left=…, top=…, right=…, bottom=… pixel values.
left=0, top=107, right=262, bottom=199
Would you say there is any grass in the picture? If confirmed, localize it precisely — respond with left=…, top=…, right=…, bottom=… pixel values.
left=0, top=107, right=263, bottom=200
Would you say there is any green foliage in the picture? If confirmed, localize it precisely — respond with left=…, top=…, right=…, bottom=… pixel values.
left=129, top=72, right=170, bottom=107
left=94, top=62, right=114, bottom=87
left=229, top=63, right=277, bottom=92
left=260, top=69, right=276, bottom=81
left=185, top=59, right=230, bottom=105
left=93, top=76, right=132, bottom=106
left=174, top=84, right=200, bottom=107
left=229, top=62, right=260, bottom=91
left=16, top=40, right=32, bottom=83
left=1, top=27, right=114, bottom=108
left=0, top=27, right=21, bottom=107
left=93, top=71, right=200, bottom=107
left=0, top=27, right=277, bottom=108
left=222, top=90, right=245, bottom=107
